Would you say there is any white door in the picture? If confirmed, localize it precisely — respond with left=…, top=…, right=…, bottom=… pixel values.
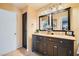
left=0, top=9, right=16, bottom=55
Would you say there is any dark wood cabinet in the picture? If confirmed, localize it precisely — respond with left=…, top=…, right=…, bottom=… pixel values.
left=32, top=35, right=74, bottom=56
left=32, top=35, right=37, bottom=51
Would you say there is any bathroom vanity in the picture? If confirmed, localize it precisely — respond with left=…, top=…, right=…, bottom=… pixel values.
left=32, top=33, right=75, bottom=56
left=32, top=7, right=76, bottom=56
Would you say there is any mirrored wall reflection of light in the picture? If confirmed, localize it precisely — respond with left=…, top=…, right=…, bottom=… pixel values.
left=48, top=3, right=63, bottom=13
left=39, top=3, right=66, bottom=16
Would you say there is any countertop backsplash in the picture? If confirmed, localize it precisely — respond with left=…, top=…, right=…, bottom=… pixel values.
left=38, top=31, right=66, bottom=35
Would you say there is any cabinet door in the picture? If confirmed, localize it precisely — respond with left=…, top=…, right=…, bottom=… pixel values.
left=42, top=37, right=48, bottom=55
left=35, top=36, right=39, bottom=52
left=67, top=43, right=73, bottom=56
left=32, top=35, right=37, bottom=51
left=36, top=36, right=43, bottom=53
left=47, top=38, right=54, bottom=56
left=58, top=39, right=73, bottom=56
left=38, top=40, right=44, bottom=53
left=47, top=43, right=53, bottom=56
left=57, top=40, right=67, bottom=56
left=36, top=39, right=40, bottom=52
left=49, top=38, right=59, bottom=56
left=58, top=44, right=67, bottom=56
left=53, top=44, right=58, bottom=56
left=66, top=40, right=74, bottom=56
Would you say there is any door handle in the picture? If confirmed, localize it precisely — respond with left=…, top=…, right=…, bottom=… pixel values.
left=14, top=33, right=16, bottom=35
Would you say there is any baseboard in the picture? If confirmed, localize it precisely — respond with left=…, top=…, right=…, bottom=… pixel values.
left=17, top=44, right=22, bottom=49
left=1, top=48, right=17, bottom=56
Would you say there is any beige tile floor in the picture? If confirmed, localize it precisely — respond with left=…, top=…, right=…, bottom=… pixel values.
left=3, top=48, right=40, bottom=56
left=2, top=47, right=79, bottom=56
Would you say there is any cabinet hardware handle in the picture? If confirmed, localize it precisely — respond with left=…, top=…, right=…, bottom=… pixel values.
left=40, top=37, right=42, bottom=39
left=69, top=50, right=71, bottom=54
left=60, top=41, right=63, bottom=43
left=54, top=46, right=57, bottom=48
left=49, top=39, right=51, bottom=41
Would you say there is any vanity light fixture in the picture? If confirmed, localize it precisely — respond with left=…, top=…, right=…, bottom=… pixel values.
left=48, top=3, right=64, bottom=13
left=39, top=3, right=64, bottom=16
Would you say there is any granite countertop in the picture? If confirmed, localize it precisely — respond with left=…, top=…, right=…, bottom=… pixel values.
left=33, top=33, right=75, bottom=41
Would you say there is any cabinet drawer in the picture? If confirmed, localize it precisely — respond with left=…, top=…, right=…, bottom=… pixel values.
left=48, top=38, right=59, bottom=43
left=57, top=39, right=73, bottom=46
left=37, top=36, right=43, bottom=41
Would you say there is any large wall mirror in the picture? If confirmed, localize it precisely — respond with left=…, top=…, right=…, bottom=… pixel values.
left=39, top=15, right=50, bottom=31
left=51, top=7, right=71, bottom=31
left=39, top=7, right=71, bottom=31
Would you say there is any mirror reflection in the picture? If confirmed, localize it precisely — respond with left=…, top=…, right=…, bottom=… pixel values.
left=39, top=15, right=49, bottom=30
left=51, top=9, right=70, bottom=31
left=39, top=7, right=70, bottom=31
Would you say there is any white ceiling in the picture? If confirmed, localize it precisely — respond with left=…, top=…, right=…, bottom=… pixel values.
left=12, top=3, right=50, bottom=10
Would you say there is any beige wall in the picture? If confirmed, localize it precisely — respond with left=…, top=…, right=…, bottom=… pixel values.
left=71, top=7, right=79, bottom=55
left=0, top=3, right=22, bottom=48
